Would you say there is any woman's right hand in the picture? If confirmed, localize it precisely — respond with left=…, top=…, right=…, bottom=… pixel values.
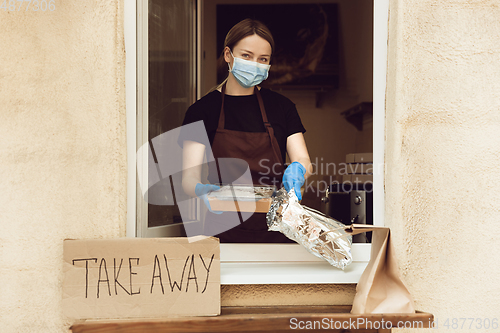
left=195, top=183, right=223, bottom=214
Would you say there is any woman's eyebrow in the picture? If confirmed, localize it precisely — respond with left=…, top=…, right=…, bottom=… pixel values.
left=240, top=49, right=271, bottom=57
left=240, top=49, right=254, bottom=54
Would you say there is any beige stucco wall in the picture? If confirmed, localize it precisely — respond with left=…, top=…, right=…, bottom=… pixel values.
left=0, top=2, right=126, bottom=332
left=2, top=0, right=500, bottom=332
left=385, top=0, right=500, bottom=332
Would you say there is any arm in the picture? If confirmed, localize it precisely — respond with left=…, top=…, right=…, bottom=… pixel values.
left=182, top=140, right=206, bottom=197
left=286, top=132, right=312, bottom=178
left=182, top=140, right=222, bottom=213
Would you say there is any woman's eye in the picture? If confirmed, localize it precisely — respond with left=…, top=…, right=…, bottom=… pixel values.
left=242, top=54, right=250, bottom=58
left=260, top=58, right=268, bottom=63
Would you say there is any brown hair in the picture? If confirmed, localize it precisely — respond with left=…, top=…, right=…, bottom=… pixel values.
left=223, top=18, right=275, bottom=55
left=212, top=19, right=274, bottom=92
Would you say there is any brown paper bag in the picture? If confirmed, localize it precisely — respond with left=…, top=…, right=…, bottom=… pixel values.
left=346, top=224, right=415, bottom=314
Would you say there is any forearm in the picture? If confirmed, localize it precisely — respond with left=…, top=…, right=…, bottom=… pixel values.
left=286, top=133, right=312, bottom=179
left=181, top=140, right=206, bottom=197
left=182, top=168, right=200, bottom=197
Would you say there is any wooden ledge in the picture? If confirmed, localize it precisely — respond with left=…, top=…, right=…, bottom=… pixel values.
left=70, top=305, right=434, bottom=333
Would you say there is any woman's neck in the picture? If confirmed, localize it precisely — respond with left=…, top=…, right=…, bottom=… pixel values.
left=223, top=75, right=258, bottom=95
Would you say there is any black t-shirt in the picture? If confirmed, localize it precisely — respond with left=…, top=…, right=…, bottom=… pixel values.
left=178, top=88, right=306, bottom=163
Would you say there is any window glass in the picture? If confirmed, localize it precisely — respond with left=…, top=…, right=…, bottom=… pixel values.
left=145, top=0, right=196, bottom=230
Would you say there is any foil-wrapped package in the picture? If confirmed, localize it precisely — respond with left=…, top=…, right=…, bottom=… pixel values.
left=266, top=188, right=352, bottom=270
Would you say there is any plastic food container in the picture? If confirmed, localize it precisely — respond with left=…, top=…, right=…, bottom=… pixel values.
left=207, top=184, right=276, bottom=213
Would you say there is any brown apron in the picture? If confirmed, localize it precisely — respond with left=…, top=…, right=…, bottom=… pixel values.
left=204, top=84, right=294, bottom=243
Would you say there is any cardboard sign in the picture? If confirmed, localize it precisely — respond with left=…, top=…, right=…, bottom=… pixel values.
left=62, top=236, right=220, bottom=319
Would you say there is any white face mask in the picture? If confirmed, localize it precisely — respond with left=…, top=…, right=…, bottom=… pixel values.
left=228, top=50, right=271, bottom=88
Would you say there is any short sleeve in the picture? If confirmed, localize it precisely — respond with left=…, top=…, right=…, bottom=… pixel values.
left=177, top=105, right=208, bottom=148
left=177, top=91, right=220, bottom=148
left=284, top=99, right=306, bottom=137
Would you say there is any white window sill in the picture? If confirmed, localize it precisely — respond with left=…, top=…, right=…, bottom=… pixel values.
left=220, top=243, right=370, bottom=284
left=221, top=261, right=368, bottom=284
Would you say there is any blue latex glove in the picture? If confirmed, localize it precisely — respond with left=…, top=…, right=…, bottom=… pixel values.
left=283, top=161, right=306, bottom=200
left=195, top=183, right=223, bottom=214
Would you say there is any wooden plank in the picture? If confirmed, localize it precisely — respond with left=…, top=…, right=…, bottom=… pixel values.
left=221, top=305, right=352, bottom=315
left=71, top=305, right=433, bottom=333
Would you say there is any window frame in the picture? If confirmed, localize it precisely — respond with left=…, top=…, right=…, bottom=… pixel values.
left=125, top=0, right=389, bottom=284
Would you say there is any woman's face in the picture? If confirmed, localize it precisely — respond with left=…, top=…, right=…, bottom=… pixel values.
left=224, top=34, right=272, bottom=67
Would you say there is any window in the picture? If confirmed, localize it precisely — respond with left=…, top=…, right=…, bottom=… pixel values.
left=125, top=0, right=389, bottom=284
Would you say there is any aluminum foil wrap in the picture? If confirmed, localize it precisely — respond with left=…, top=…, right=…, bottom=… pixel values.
left=266, top=188, right=352, bottom=270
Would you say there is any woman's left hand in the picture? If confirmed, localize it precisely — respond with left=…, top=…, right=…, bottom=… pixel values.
left=283, top=161, right=306, bottom=200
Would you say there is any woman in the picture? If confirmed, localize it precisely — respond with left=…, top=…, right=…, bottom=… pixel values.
left=180, top=18, right=312, bottom=243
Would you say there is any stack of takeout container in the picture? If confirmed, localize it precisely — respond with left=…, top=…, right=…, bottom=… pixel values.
left=207, top=184, right=276, bottom=213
